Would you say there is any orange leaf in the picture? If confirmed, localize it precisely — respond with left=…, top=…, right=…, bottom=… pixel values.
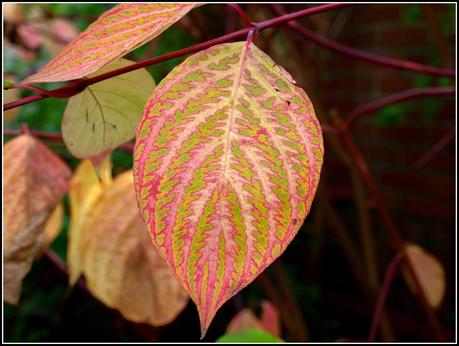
left=67, top=159, right=110, bottom=285
left=77, top=170, right=189, bottom=326
left=24, top=3, right=198, bottom=83
left=404, top=244, right=446, bottom=309
left=4, top=135, right=71, bottom=304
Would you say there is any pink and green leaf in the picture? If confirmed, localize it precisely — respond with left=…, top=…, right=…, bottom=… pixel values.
left=133, top=41, right=324, bottom=336
left=24, top=3, right=198, bottom=83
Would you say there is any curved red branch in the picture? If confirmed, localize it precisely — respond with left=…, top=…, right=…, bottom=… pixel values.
left=4, top=3, right=348, bottom=111
left=344, top=86, right=455, bottom=130
left=269, top=4, right=455, bottom=79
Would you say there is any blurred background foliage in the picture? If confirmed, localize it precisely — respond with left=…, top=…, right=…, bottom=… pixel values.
left=3, top=3, right=456, bottom=342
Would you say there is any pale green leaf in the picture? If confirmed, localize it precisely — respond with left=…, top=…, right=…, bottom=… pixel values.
left=62, top=58, right=155, bottom=158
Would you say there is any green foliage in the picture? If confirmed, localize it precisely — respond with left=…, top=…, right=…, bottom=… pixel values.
left=437, top=76, right=453, bottom=87
left=374, top=104, right=410, bottom=127
left=216, top=329, right=282, bottom=343
left=47, top=3, right=112, bottom=31
left=439, top=5, right=455, bottom=36
left=412, top=75, right=433, bottom=89
left=403, top=5, right=422, bottom=24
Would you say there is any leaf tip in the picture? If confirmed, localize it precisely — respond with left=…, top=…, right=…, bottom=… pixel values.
left=200, top=326, right=208, bottom=340
left=197, top=305, right=214, bottom=340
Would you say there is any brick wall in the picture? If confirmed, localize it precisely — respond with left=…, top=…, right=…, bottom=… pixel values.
left=276, top=4, right=455, bottom=334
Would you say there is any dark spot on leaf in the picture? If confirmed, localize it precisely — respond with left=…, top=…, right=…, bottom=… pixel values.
left=92, top=123, right=95, bottom=132
left=293, top=219, right=297, bottom=225
left=112, top=124, right=117, bottom=129
left=287, top=100, right=291, bottom=106
left=274, top=87, right=280, bottom=92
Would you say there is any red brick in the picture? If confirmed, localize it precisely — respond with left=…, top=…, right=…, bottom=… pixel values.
left=351, top=5, right=402, bottom=23
left=380, top=171, right=454, bottom=199
left=379, top=28, right=429, bottom=47
left=379, top=75, right=413, bottom=93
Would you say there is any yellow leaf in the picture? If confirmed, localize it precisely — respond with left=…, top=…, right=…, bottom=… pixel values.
left=62, top=58, right=155, bottom=158
left=4, top=135, right=71, bottom=304
left=80, top=170, right=189, bottom=326
left=41, top=203, right=64, bottom=251
left=67, top=159, right=111, bottom=284
left=404, top=244, right=446, bottom=309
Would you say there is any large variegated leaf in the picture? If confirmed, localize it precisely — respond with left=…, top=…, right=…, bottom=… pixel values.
left=134, top=41, right=324, bottom=335
left=78, top=170, right=188, bottom=326
left=62, top=58, right=155, bottom=159
left=4, top=135, right=71, bottom=304
left=23, top=3, right=197, bottom=83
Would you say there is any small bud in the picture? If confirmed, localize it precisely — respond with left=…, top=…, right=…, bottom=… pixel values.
left=3, top=80, right=16, bottom=90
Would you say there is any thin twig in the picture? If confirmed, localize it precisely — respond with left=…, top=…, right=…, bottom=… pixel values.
left=415, top=128, right=455, bottom=169
left=228, top=3, right=254, bottom=29
left=4, top=3, right=349, bottom=111
left=44, top=250, right=91, bottom=296
left=344, top=86, right=455, bottom=130
left=4, top=128, right=134, bottom=153
left=5, top=128, right=61, bottom=140
left=268, top=4, right=455, bottom=79
left=368, top=251, right=405, bottom=341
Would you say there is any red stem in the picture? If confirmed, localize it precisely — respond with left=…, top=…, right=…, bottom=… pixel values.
left=14, top=82, right=85, bottom=98
left=268, top=4, right=455, bottom=79
left=368, top=251, right=405, bottom=341
left=344, top=86, right=455, bottom=130
left=4, top=128, right=134, bottom=153
left=20, top=123, right=31, bottom=135
left=228, top=3, right=254, bottom=29
left=4, top=3, right=349, bottom=111
left=5, top=128, right=62, bottom=140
